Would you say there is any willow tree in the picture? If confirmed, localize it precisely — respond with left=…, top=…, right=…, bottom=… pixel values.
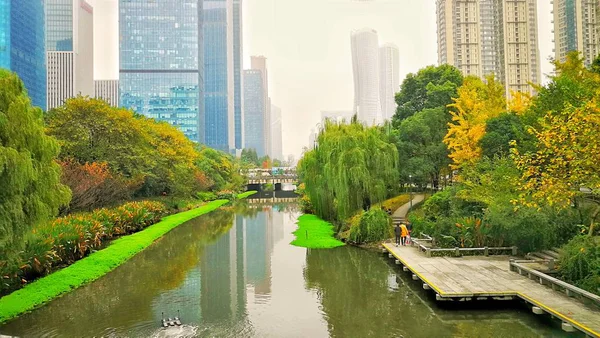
left=298, top=119, right=399, bottom=223
left=0, top=70, right=71, bottom=266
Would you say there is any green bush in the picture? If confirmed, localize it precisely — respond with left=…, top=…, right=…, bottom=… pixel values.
left=348, top=208, right=391, bottom=244
left=196, top=191, right=217, bottom=202
left=216, top=190, right=237, bottom=200
left=559, top=236, right=600, bottom=295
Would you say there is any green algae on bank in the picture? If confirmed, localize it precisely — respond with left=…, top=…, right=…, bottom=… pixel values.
left=291, top=214, right=345, bottom=249
left=0, top=199, right=229, bottom=324
left=237, top=190, right=257, bottom=199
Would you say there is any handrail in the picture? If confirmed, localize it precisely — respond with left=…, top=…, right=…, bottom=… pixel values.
left=510, top=261, right=600, bottom=307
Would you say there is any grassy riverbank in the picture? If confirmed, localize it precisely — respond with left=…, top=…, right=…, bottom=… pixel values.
left=291, top=214, right=345, bottom=249
left=0, top=199, right=228, bottom=324
left=237, top=190, right=258, bottom=199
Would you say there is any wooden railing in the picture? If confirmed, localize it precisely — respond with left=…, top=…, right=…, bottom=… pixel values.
left=510, top=260, right=600, bottom=308
left=411, top=234, right=517, bottom=257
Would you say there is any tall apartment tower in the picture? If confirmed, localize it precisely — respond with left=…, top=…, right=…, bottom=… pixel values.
left=243, top=69, right=266, bottom=157
left=436, top=0, right=541, bottom=97
left=204, top=0, right=235, bottom=152
left=0, top=0, right=46, bottom=110
left=250, top=56, right=271, bottom=157
left=553, top=0, right=600, bottom=66
left=46, top=0, right=94, bottom=110
left=233, top=0, right=245, bottom=151
left=119, top=1, right=203, bottom=143
left=351, top=28, right=382, bottom=126
left=379, top=43, right=399, bottom=121
left=270, top=104, right=283, bottom=161
left=95, top=80, right=119, bottom=107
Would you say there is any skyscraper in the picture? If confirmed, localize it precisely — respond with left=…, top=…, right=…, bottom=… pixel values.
left=0, top=0, right=46, bottom=109
left=321, top=110, right=354, bottom=124
left=351, top=28, right=382, bottom=126
left=95, top=80, right=119, bottom=107
left=553, top=0, right=600, bottom=66
left=119, top=0, right=203, bottom=143
left=46, top=0, right=95, bottom=110
left=379, top=43, right=399, bottom=121
left=270, top=104, right=283, bottom=161
left=244, top=69, right=266, bottom=157
left=436, top=0, right=541, bottom=97
left=204, top=0, right=235, bottom=152
left=233, top=0, right=245, bottom=151
left=250, top=56, right=271, bottom=156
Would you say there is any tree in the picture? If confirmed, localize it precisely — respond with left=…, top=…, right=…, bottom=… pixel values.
left=240, top=148, right=259, bottom=167
left=395, top=107, right=450, bottom=189
left=0, top=70, right=71, bottom=266
left=444, top=75, right=506, bottom=168
left=513, top=52, right=600, bottom=235
left=195, top=146, right=244, bottom=192
left=393, top=64, right=463, bottom=122
left=297, top=119, right=399, bottom=223
left=479, top=113, right=530, bottom=158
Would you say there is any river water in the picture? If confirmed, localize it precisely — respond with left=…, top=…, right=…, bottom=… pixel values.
left=0, top=202, right=577, bottom=337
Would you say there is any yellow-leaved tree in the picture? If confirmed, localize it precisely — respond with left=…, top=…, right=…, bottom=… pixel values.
left=443, top=75, right=506, bottom=168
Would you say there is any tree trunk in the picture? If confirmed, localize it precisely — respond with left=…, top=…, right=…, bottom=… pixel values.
left=589, top=203, right=600, bottom=236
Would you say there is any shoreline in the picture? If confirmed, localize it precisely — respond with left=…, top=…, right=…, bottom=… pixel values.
left=0, top=192, right=257, bottom=324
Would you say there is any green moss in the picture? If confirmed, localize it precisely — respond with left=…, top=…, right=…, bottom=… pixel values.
left=237, top=190, right=257, bottom=199
left=0, top=199, right=228, bottom=324
left=291, top=214, right=345, bottom=249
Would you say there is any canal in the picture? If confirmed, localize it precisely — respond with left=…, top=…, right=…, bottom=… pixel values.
left=0, top=202, right=577, bottom=337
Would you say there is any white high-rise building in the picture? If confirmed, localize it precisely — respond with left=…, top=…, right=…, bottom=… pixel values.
left=46, top=0, right=94, bottom=110
left=351, top=28, right=382, bottom=126
left=251, top=56, right=271, bottom=157
left=553, top=0, right=600, bottom=66
left=270, top=104, right=283, bottom=161
left=95, top=80, right=119, bottom=107
left=436, top=0, right=541, bottom=97
left=379, top=43, right=399, bottom=121
left=321, top=110, right=354, bottom=124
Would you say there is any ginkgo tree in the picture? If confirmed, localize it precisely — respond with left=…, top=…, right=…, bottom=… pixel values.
left=443, top=75, right=506, bottom=168
left=513, top=53, right=600, bottom=235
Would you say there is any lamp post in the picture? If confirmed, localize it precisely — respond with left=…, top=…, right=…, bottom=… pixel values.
left=409, top=174, right=413, bottom=209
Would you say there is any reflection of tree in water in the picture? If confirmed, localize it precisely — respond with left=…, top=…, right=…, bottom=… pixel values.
left=1, top=210, right=235, bottom=337
left=303, top=247, right=550, bottom=338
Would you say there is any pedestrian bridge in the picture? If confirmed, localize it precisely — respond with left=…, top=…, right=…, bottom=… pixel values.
left=243, top=168, right=298, bottom=185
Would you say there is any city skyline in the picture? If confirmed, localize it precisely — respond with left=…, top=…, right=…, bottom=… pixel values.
left=86, top=0, right=556, bottom=158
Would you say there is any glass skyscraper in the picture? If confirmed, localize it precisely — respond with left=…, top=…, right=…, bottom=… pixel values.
left=119, top=0, right=204, bottom=143
left=204, top=0, right=235, bottom=152
left=233, top=0, right=244, bottom=150
left=0, top=0, right=47, bottom=110
left=244, top=70, right=265, bottom=157
left=46, top=0, right=74, bottom=52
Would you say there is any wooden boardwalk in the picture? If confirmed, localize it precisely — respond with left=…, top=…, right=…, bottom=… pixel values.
left=383, top=243, right=600, bottom=337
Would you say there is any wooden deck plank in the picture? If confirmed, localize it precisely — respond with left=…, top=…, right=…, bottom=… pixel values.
left=382, top=243, right=600, bottom=337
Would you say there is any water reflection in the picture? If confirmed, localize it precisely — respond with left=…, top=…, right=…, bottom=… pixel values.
left=0, top=203, right=575, bottom=338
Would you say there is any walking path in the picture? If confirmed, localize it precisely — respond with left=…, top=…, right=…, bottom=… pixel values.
left=392, top=194, right=425, bottom=219
left=386, top=196, right=600, bottom=337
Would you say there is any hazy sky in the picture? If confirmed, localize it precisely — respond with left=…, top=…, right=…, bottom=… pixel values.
left=88, top=0, right=554, bottom=159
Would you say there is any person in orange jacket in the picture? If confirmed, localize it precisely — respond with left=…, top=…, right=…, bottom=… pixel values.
left=400, top=223, right=409, bottom=246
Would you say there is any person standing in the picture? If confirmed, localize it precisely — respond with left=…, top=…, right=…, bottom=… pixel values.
left=400, top=223, right=409, bottom=246
left=406, top=221, right=413, bottom=245
left=394, top=224, right=401, bottom=246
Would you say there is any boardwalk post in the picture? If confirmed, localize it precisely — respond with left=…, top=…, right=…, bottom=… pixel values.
left=512, top=246, right=518, bottom=255
left=454, top=247, right=460, bottom=257
left=484, top=247, right=489, bottom=257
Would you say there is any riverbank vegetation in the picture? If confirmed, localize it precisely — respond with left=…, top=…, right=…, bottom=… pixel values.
left=0, top=199, right=228, bottom=324
left=0, top=70, right=248, bottom=299
left=297, top=52, right=599, bottom=294
left=291, top=215, right=344, bottom=249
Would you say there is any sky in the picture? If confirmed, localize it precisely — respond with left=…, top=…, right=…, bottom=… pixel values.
left=88, top=0, right=554, bottom=159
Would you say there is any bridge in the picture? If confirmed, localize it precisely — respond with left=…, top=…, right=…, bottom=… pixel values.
left=243, top=168, right=298, bottom=187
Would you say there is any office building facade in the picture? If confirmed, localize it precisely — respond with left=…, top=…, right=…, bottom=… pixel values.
left=250, top=56, right=271, bottom=156
left=119, top=0, right=203, bottom=143
left=270, top=104, right=283, bottom=161
left=379, top=43, right=399, bottom=121
left=244, top=69, right=265, bottom=157
left=351, top=28, right=382, bottom=126
left=553, top=0, right=600, bottom=66
left=46, top=0, right=94, bottom=110
left=95, top=79, right=119, bottom=107
left=0, top=0, right=47, bottom=109
left=233, top=0, right=245, bottom=150
left=436, top=0, right=541, bottom=97
left=204, top=0, right=235, bottom=152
